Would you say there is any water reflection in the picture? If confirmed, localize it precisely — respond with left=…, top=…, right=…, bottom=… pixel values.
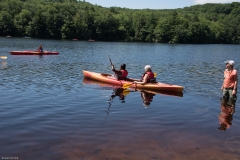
left=83, top=77, right=183, bottom=104
left=140, top=90, right=155, bottom=107
left=108, top=87, right=166, bottom=107
left=109, top=87, right=130, bottom=103
left=83, top=77, right=183, bottom=117
left=106, top=87, right=130, bottom=119
left=0, top=61, right=7, bottom=69
left=218, top=99, right=236, bottom=131
left=106, top=87, right=159, bottom=118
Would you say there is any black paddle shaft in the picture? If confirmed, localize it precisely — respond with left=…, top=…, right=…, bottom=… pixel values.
left=108, top=56, right=113, bottom=66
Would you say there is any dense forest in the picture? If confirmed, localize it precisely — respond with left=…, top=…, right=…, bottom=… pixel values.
left=0, top=0, right=240, bottom=44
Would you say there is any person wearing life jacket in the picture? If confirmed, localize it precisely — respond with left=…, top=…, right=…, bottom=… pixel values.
left=134, top=65, right=156, bottom=85
left=36, top=44, right=43, bottom=52
left=111, top=64, right=128, bottom=80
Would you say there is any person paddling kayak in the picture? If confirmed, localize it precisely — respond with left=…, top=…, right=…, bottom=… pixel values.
left=111, top=64, right=128, bottom=80
left=134, top=65, right=156, bottom=85
left=36, top=44, right=43, bottom=52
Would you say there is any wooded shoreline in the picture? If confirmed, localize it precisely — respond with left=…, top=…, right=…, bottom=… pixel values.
left=0, top=0, right=239, bottom=44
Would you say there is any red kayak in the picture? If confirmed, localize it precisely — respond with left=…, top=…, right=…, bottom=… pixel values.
left=83, top=70, right=184, bottom=92
left=9, top=50, right=59, bottom=55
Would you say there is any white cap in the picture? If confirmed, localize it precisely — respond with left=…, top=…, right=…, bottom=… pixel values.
left=144, top=65, right=151, bottom=71
left=224, top=60, right=235, bottom=66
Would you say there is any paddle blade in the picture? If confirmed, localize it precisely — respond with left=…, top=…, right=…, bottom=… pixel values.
left=122, top=89, right=130, bottom=96
left=0, top=56, right=7, bottom=60
left=154, top=72, right=157, bottom=77
left=122, top=83, right=132, bottom=89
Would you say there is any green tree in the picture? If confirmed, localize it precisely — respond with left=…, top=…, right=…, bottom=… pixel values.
left=94, top=10, right=119, bottom=41
left=0, top=11, right=14, bottom=36
left=14, top=9, right=32, bottom=36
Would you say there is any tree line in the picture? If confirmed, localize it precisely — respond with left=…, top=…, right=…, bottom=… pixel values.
left=0, top=0, right=240, bottom=44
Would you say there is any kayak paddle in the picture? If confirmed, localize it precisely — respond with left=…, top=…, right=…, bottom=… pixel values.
left=0, top=56, right=7, bottom=60
left=122, top=83, right=132, bottom=89
left=122, top=89, right=130, bottom=96
left=108, top=55, right=113, bottom=67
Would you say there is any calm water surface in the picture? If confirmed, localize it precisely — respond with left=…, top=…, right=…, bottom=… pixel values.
left=0, top=37, right=240, bottom=160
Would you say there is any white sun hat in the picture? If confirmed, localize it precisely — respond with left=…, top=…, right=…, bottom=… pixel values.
left=224, top=60, right=235, bottom=66
left=144, top=65, right=151, bottom=71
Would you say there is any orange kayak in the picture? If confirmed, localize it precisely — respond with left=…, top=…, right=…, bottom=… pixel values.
left=83, top=70, right=184, bottom=92
left=83, top=78, right=183, bottom=97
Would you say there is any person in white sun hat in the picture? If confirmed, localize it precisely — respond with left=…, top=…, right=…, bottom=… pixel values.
left=134, top=65, right=156, bottom=85
left=221, top=60, right=238, bottom=102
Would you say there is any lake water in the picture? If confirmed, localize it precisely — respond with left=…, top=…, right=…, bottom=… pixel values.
left=0, top=37, right=240, bottom=160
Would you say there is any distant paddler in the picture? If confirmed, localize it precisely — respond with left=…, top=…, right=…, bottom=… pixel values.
left=36, top=44, right=43, bottom=52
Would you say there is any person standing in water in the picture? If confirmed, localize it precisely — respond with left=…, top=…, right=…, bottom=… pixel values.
left=221, top=60, right=238, bottom=101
